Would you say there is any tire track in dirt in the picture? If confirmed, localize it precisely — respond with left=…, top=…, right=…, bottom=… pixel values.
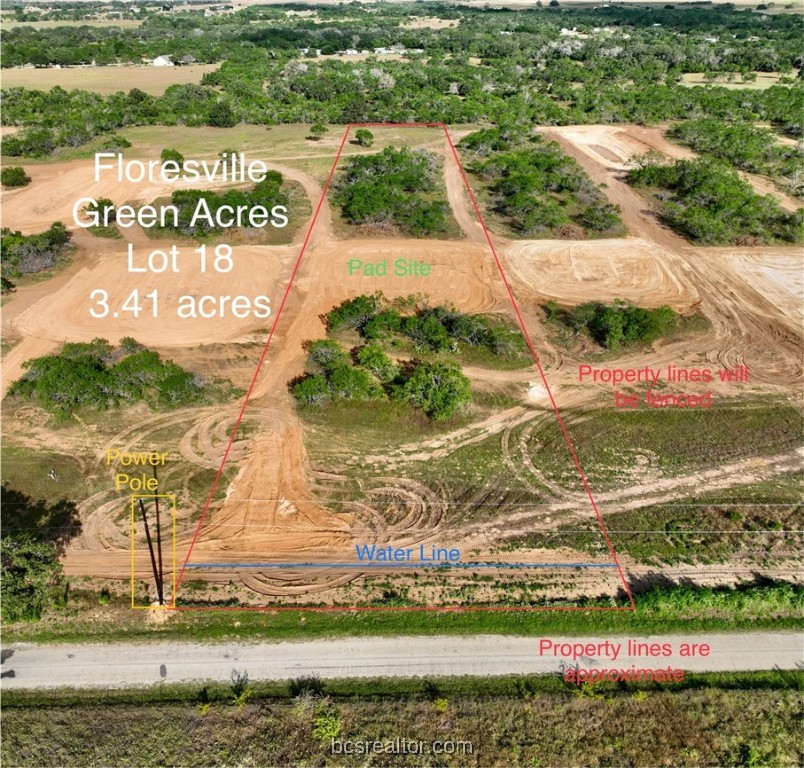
left=19, top=128, right=801, bottom=601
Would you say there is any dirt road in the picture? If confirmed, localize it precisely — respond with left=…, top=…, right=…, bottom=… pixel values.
left=2, top=632, right=800, bottom=689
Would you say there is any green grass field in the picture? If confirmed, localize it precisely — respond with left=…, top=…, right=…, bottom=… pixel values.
left=527, top=402, right=803, bottom=492
left=300, top=399, right=802, bottom=534
left=3, top=672, right=801, bottom=768
left=500, top=476, right=804, bottom=566
left=680, top=72, right=791, bottom=90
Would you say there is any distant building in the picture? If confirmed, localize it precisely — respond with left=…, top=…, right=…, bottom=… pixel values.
left=204, top=4, right=233, bottom=16
left=370, top=45, right=423, bottom=56
left=178, top=54, right=197, bottom=65
left=152, top=55, right=174, bottom=67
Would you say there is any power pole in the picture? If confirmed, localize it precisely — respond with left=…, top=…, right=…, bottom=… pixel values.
left=153, top=465, right=165, bottom=602
left=138, top=497, right=164, bottom=605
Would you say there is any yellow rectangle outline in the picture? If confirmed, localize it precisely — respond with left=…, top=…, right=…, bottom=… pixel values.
left=130, top=494, right=177, bottom=610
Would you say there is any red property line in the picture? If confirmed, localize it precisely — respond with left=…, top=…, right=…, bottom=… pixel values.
left=172, top=122, right=635, bottom=612
left=171, top=125, right=353, bottom=606
left=440, top=125, right=636, bottom=611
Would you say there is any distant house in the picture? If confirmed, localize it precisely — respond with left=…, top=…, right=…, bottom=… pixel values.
left=204, top=4, right=233, bottom=16
left=178, top=54, right=197, bottom=65
left=152, top=55, right=174, bottom=67
left=371, top=45, right=423, bottom=56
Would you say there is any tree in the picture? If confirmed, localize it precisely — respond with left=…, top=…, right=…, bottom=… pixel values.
left=160, top=148, right=184, bottom=166
left=400, top=361, right=471, bottom=421
left=1, top=166, right=31, bottom=188
left=354, top=128, right=374, bottom=147
left=362, top=309, right=403, bottom=339
left=325, top=293, right=383, bottom=331
left=208, top=101, right=238, bottom=128
left=307, top=339, right=349, bottom=370
left=309, top=123, right=328, bottom=141
left=579, top=203, right=622, bottom=232
left=292, top=374, right=330, bottom=406
left=98, top=133, right=132, bottom=151
left=327, top=363, right=382, bottom=400
left=356, top=343, right=397, bottom=383
left=86, top=197, right=116, bottom=222
left=1, top=537, right=63, bottom=622
left=403, top=314, right=452, bottom=352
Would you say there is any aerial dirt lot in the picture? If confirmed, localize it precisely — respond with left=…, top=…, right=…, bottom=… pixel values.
left=2, top=124, right=801, bottom=605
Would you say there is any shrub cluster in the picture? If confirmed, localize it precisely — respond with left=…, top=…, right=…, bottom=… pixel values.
left=545, top=299, right=678, bottom=350
left=8, top=338, right=211, bottom=418
left=293, top=338, right=471, bottom=422
left=1, top=222, right=72, bottom=281
left=627, top=156, right=802, bottom=244
left=1, top=166, right=31, bottom=188
left=461, top=128, right=624, bottom=238
left=324, top=293, right=525, bottom=357
left=292, top=294, right=519, bottom=420
left=333, top=147, right=449, bottom=237
left=166, top=170, right=288, bottom=236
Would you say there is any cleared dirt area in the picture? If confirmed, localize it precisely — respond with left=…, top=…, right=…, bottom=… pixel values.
left=727, top=250, right=804, bottom=332
left=503, top=238, right=700, bottom=310
left=1, top=242, right=292, bottom=396
left=401, top=17, right=459, bottom=29
left=3, top=123, right=801, bottom=606
left=545, top=124, right=694, bottom=171
left=0, top=159, right=234, bottom=233
left=1, top=63, right=220, bottom=95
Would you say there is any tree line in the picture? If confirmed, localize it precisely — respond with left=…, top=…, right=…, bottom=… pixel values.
left=2, top=4, right=802, bottom=158
left=8, top=337, right=229, bottom=419
left=668, top=118, right=802, bottom=198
